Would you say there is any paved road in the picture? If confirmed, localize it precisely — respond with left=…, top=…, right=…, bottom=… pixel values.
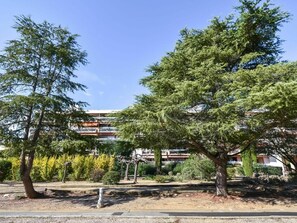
left=1, top=211, right=297, bottom=223
left=1, top=211, right=297, bottom=217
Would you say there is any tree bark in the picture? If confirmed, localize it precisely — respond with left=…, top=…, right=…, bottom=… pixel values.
left=124, top=162, right=130, bottom=181
left=215, top=153, right=228, bottom=197
left=20, top=149, right=43, bottom=198
left=133, top=161, right=139, bottom=184
left=154, top=148, right=162, bottom=174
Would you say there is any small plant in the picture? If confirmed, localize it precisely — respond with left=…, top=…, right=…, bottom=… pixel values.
left=288, top=172, right=297, bottom=182
left=180, top=155, right=215, bottom=181
left=227, top=167, right=236, bottom=180
left=0, top=159, right=12, bottom=182
left=7, top=157, right=21, bottom=181
left=155, top=175, right=174, bottom=183
left=138, top=163, right=156, bottom=176
left=102, top=171, right=121, bottom=185
left=92, top=168, right=105, bottom=182
left=70, top=155, right=85, bottom=180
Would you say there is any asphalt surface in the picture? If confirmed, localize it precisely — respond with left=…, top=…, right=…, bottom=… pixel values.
left=1, top=211, right=297, bottom=217
left=1, top=211, right=297, bottom=223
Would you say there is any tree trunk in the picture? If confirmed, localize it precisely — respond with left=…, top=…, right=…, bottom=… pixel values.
left=133, top=161, right=139, bottom=184
left=215, top=153, right=228, bottom=197
left=20, top=149, right=42, bottom=198
left=154, top=148, right=162, bottom=174
left=124, top=162, right=130, bottom=181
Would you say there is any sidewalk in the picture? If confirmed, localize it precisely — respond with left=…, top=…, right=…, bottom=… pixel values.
left=1, top=211, right=297, bottom=223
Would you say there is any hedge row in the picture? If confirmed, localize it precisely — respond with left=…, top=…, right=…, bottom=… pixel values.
left=4, top=154, right=115, bottom=182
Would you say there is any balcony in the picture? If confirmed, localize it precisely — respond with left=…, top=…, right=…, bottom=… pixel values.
left=99, top=127, right=117, bottom=132
left=74, top=128, right=98, bottom=133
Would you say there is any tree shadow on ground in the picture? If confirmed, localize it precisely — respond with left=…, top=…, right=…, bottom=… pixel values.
left=46, top=189, right=138, bottom=208
left=233, top=183, right=297, bottom=205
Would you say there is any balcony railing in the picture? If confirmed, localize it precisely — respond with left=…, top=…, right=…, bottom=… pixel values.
left=99, top=127, right=117, bottom=132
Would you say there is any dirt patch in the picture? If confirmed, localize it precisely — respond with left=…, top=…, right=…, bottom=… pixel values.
left=1, top=182, right=297, bottom=212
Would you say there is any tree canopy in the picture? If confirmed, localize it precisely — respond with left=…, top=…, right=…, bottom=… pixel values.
left=115, top=0, right=295, bottom=196
left=0, top=15, right=88, bottom=198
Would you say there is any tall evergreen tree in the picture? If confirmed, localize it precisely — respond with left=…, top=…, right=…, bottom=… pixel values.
left=116, top=0, right=291, bottom=196
left=0, top=16, right=88, bottom=198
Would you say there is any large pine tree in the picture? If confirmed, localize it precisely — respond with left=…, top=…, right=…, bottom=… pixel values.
left=116, top=0, right=293, bottom=196
left=0, top=16, right=88, bottom=198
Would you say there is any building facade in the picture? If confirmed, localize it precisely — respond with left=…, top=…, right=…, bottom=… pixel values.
left=73, top=109, right=293, bottom=174
left=73, top=110, right=120, bottom=141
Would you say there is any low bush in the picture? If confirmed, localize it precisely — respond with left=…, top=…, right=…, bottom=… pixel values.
left=181, top=155, right=215, bottom=181
left=227, top=167, right=236, bottom=179
left=173, top=163, right=182, bottom=175
left=70, top=155, right=85, bottom=181
left=253, top=164, right=283, bottom=176
left=155, top=175, right=174, bottom=183
left=138, top=163, right=156, bottom=176
left=288, top=172, right=297, bottom=182
left=7, top=157, right=21, bottom=181
left=91, top=168, right=105, bottom=182
left=102, top=171, right=121, bottom=185
left=0, top=159, right=12, bottom=182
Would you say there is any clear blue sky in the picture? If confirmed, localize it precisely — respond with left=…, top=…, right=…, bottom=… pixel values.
left=1, top=0, right=296, bottom=110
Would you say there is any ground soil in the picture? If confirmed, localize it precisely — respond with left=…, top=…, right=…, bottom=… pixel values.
left=0, top=180, right=296, bottom=212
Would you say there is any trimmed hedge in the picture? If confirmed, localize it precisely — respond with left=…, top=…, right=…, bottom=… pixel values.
left=7, top=154, right=115, bottom=182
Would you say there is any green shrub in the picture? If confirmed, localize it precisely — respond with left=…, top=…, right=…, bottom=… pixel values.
left=94, top=154, right=111, bottom=173
left=162, top=162, right=178, bottom=174
left=31, top=158, right=44, bottom=182
left=253, top=164, right=282, bottom=176
left=56, top=154, right=71, bottom=181
left=181, top=155, right=215, bottom=181
left=173, top=163, right=182, bottom=175
left=70, top=155, right=85, bottom=180
left=155, top=175, right=174, bottom=183
left=7, top=157, right=21, bottom=181
left=0, top=159, right=12, bottom=182
left=91, top=168, right=105, bottom=182
left=236, top=166, right=245, bottom=176
left=227, top=167, right=236, bottom=179
left=288, top=172, right=297, bottom=182
left=138, top=163, right=156, bottom=176
left=84, top=156, right=95, bottom=180
left=102, top=171, right=121, bottom=185
left=39, top=156, right=56, bottom=181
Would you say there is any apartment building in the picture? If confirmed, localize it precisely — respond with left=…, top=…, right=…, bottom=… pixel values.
left=73, top=109, right=293, bottom=173
left=73, top=110, right=120, bottom=141
left=135, top=148, right=190, bottom=163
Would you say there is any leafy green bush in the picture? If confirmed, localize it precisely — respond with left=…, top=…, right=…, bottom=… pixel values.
left=155, top=175, right=174, bottom=183
left=7, top=157, right=20, bottom=181
left=84, top=156, right=95, bottom=180
left=227, top=167, right=236, bottom=179
left=91, top=168, right=105, bottom=182
left=102, top=171, right=121, bottom=185
left=253, top=164, right=282, bottom=176
left=181, top=155, right=215, bottom=181
left=70, top=155, right=85, bottom=180
left=235, top=166, right=245, bottom=176
left=56, top=154, right=71, bottom=181
left=173, top=163, right=182, bottom=175
left=288, top=172, right=297, bottom=182
left=31, top=158, right=44, bottom=182
left=138, top=163, right=156, bottom=176
left=40, top=156, right=56, bottom=181
left=162, top=162, right=179, bottom=174
left=0, top=159, right=12, bottom=182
